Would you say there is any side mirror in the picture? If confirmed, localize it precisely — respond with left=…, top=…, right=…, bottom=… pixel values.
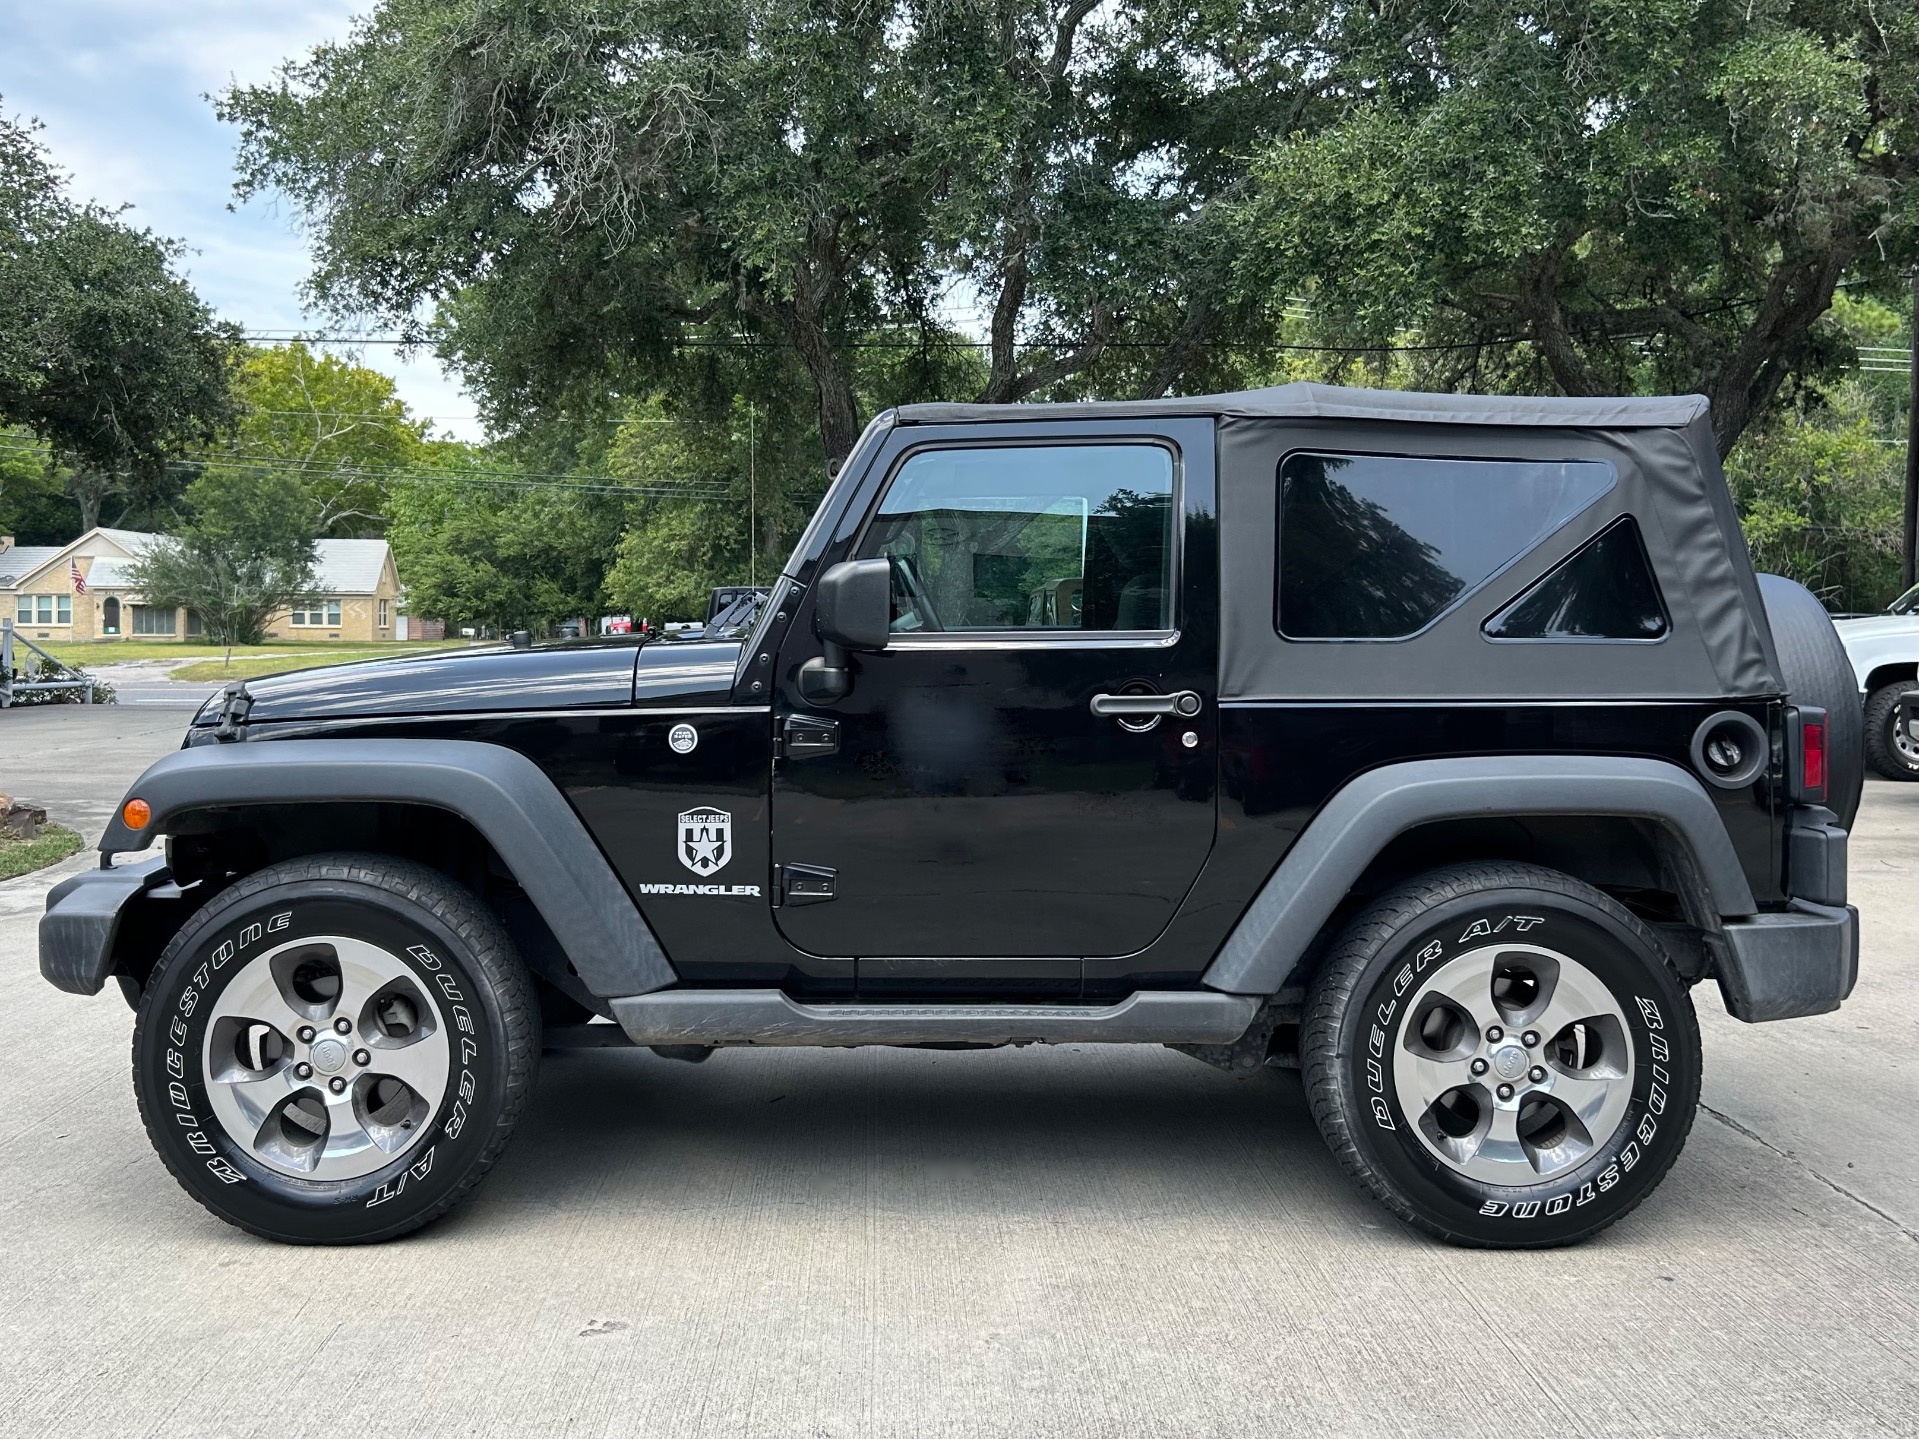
left=815, top=559, right=892, bottom=652
left=799, top=558, right=891, bottom=703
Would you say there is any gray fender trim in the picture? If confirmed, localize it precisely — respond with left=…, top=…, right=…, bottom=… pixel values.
left=1203, top=755, right=1758, bottom=996
left=39, top=856, right=170, bottom=995
left=96, top=739, right=677, bottom=998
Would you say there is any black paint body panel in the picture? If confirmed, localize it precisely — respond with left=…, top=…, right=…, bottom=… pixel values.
left=223, top=641, right=647, bottom=725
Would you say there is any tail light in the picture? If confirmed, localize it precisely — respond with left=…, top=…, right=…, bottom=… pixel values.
left=1787, top=706, right=1828, bottom=805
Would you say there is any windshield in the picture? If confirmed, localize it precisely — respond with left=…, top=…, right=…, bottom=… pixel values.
left=1890, top=583, right=1919, bottom=616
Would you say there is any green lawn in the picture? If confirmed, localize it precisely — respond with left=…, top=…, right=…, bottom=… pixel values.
left=36, top=640, right=460, bottom=675
left=40, top=639, right=457, bottom=668
left=0, top=824, right=85, bottom=881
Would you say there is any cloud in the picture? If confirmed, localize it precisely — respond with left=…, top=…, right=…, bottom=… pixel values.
left=0, top=0, right=483, bottom=440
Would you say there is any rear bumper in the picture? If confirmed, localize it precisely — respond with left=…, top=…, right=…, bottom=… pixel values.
left=39, top=857, right=169, bottom=996
left=1716, top=899, right=1859, bottom=1023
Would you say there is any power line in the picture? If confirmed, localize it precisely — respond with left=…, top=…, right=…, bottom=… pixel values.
left=0, top=438, right=729, bottom=499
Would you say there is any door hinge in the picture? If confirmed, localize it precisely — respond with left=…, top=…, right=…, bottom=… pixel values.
left=780, top=713, right=840, bottom=759
left=775, top=863, right=837, bottom=907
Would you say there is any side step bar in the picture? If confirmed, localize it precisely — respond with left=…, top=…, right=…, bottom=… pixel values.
left=608, top=989, right=1260, bottom=1049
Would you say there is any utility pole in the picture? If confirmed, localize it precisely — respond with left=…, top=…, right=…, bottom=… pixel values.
left=748, top=403, right=758, bottom=588
left=1905, top=267, right=1918, bottom=590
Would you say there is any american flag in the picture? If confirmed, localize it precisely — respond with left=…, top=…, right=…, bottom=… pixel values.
left=70, top=562, right=86, bottom=594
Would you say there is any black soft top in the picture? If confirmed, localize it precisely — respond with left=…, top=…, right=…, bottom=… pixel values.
left=896, top=382, right=1708, bottom=430
left=897, top=383, right=1781, bottom=702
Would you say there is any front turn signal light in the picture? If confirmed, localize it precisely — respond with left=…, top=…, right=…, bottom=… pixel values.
left=121, top=798, right=151, bottom=831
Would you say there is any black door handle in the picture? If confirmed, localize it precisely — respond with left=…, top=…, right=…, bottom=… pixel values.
left=1090, top=690, right=1202, bottom=719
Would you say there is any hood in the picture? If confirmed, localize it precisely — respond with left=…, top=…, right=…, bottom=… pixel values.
left=1832, top=613, right=1919, bottom=644
left=196, top=638, right=744, bottom=728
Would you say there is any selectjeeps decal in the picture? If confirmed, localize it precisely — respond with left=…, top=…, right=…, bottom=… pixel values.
left=678, top=808, right=732, bottom=875
left=632, top=808, right=761, bottom=897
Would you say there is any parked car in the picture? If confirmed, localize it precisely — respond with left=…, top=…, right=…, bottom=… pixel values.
left=1834, top=582, right=1919, bottom=780
left=41, top=383, right=1860, bottom=1249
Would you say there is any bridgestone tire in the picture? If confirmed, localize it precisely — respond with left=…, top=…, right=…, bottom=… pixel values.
left=132, top=854, right=538, bottom=1244
left=1758, top=573, right=1864, bottom=826
left=1302, top=862, right=1701, bottom=1248
left=1863, top=682, right=1919, bottom=781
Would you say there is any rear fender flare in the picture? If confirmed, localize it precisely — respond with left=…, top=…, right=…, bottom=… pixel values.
left=96, top=738, right=677, bottom=999
left=1202, top=755, right=1759, bottom=996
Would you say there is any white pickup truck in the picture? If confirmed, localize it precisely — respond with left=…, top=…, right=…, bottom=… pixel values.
left=1836, top=582, right=1919, bottom=779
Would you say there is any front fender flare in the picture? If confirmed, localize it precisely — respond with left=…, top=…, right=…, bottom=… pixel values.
left=1202, top=755, right=1759, bottom=996
left=97, top=739, right=677, bottom=999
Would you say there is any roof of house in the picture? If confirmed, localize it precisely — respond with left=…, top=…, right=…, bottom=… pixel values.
left=94, top=527, right=159, bottom=555
left=81, top=558, right=140, bottom=588
left=0, top=546, right=64, bottom=587
left=313, top=538, right=392, bottom=594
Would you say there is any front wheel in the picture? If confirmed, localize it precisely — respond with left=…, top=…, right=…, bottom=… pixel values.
left=1302, top=862, right=1700, bottom=1248
left=132, top=854, right=538, bottom=1244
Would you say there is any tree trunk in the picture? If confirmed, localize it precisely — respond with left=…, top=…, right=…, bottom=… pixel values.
left=786, top=308, right=861, bottom=464
left=68, top=469, right=112, bottom=533
left=1705, top=253, right=1850, bottom=459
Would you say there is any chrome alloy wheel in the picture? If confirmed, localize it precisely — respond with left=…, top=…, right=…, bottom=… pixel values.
left=202, top=936, right=451, bottom=1181
left=1391, top=943, right=1634, bottom=1184
left=1893, top=699, right=1919, bottom=767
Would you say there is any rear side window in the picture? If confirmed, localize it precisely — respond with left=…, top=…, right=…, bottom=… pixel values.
left=858, top=443, right=1175, bottom=632
left=1276, top=452, right=1616, bottom=640
left=1483, top=516, right=1669, bottom=640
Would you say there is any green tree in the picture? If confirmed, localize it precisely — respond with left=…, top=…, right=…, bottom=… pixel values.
left=1726, top=383, right=1906, bottom=610
left=384, top=443, right=631, bottom=632
left=208, top=342, right=430, bottom=536
left=1231, top=0, right=1918, bottom=455
left=126, top=468, right=320, bottom=655
left=220, top=0, right=1320, bottom=464
left=0, top=428, right=79, bottom=544
left=0, top=102, right=242, bottom=530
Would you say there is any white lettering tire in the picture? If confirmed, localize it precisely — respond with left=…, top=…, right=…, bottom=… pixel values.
left=131, top=854, right=538, bottom=1244
left=1302, top=862, right=1701, bottom=1248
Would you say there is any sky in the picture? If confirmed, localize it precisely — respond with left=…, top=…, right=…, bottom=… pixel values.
left=0, top=0, right=485, bottom=442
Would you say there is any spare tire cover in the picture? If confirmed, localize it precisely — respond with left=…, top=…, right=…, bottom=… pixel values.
left=1757, top=573, right=1863, bottom=828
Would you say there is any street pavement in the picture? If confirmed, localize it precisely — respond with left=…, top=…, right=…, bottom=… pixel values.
left=64, top=658, right=228, bottom=709
left=0, top=707, right=1914, bottom=1438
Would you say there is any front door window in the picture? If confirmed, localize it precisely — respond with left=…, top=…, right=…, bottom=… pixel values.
left=856, top=444, right=1175, bottom=634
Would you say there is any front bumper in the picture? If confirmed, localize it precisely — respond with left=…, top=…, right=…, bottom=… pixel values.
left=39, top=857, right=169, bottom=996
left=1716, top=899, right=1859, bottom=1023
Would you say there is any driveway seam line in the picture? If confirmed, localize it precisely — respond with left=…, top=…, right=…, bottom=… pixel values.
left=1699, top=1102, right=1919, bottom=1244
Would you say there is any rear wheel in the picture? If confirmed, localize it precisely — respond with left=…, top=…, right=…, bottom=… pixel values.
left=1863, top=682, right=1919, bottom=781
left=1302, top=862, right=1700, bottom=1247
left=132, top=853, right=538, bottom=1244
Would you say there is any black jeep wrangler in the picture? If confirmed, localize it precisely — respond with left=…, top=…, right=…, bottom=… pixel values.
left=41, top=384, right=1863, bottom=1248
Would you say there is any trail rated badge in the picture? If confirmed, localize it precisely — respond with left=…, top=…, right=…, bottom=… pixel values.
left=677, top=809, right=732, bottom=875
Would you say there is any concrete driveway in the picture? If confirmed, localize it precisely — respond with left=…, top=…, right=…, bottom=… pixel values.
left=1, top=708, right=1914, bottom=1438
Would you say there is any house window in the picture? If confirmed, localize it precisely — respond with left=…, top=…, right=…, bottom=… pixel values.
left=132, top=605, right=176, bottom=635
left=378, top=598, right=389, bottom=629
left=16, top=594, right=72, bottom=625
left=185, top=609, right=204, bottom=638
left=291, top=600, right=343, bottom=627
